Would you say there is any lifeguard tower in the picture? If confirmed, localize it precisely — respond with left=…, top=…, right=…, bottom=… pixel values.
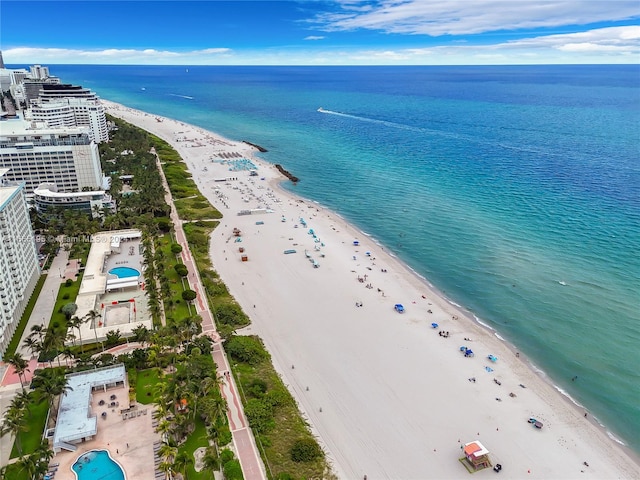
left=461, top=440, right=492, bottom=472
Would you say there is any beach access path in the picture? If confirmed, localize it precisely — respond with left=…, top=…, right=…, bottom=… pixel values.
left=155, top=150, right=267, bottom=480
left=104, top=100, right=640, bottom=480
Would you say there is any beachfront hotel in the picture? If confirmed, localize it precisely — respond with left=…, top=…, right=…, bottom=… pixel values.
left=0, top=116, right=104, bottom=198
left=0, top=168, right=40, bottom=358
left=26, top=84, right=109, bottom=143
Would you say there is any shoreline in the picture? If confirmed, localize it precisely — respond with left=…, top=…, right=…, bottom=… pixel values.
left=102, top=99, right=640, bottom=478
left=277, top=184, right=636, bottom=453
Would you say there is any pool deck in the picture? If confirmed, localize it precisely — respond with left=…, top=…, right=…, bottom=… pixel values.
left=50, top=384, right=158, bottom=480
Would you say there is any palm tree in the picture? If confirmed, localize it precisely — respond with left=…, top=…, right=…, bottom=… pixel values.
left=0, top=395, right=29, bottom=455
left=173, top=451, right=194, bottom=480
left=16, top=453, right=39, bottom=479
left=132, top=324, right=150, bottom=347
left=68, top=315, right=87, bottom=352
left=22, top=336, right=42, bottom=360
left=158, top=442, right=178, bottom=463
left=31, top=368, right=73, bottom=421
left=84, top=309, right=102, bottom=349
left=158, top=461, right=173, bottom=480
left=43, top=328, right=67, bottom=367
left=155, top=420, right=173, bottom=441
left=5, top=353, right=30, bottom=390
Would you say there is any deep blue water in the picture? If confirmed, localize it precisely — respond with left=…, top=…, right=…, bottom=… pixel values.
left=36, top=64, right=640, bottom=452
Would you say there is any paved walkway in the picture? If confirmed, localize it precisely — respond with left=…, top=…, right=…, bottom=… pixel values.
left=17, top=249, right=69, bottom=359
left=156, top=153, right=267, bottom=480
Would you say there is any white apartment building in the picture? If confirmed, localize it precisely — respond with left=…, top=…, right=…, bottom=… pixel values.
left=0, top=117, right=104, bottom=198
left=27, top=97, right=109, bottom=143
left=0, top=169, right=40, bottom=358
left=29, top=64, right=50, bottom=80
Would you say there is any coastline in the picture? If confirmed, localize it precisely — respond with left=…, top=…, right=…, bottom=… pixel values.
left=102, top=99, right=640, bottom=478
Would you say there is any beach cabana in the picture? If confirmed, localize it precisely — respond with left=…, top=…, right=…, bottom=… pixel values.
left=462, top=441, right=492, bottom=471
left=394, top=304, right=405, bottom=313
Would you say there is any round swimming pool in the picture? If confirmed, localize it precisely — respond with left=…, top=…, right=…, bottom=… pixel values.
left=72, top=449, right=126, bottom=480
left=108, top=267, right=140, bottom=278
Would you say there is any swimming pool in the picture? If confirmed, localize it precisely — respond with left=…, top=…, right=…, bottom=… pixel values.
left=108, top=267, right=140, bottom=278
left=72, top=450, right=126, bottom=480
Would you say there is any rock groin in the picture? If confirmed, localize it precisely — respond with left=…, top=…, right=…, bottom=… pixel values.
left=242, top=140, right=268, bottom=152
left=275, top=164, right=299, bottom=183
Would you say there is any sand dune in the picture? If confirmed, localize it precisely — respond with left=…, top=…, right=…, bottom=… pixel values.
left=103, top=100, right=640, bottom=479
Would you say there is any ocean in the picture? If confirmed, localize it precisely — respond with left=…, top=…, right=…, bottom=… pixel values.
left=37, top=64, right=640, bottom=452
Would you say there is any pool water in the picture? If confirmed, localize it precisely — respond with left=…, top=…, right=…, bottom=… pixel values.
left=72, top=450, right=125, bottom=480
left=108, top=267, right=140, bottom=278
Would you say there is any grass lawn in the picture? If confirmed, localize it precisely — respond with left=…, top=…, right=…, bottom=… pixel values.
left=157, top=233, right=193, bottom=321
left=178, top=418, right=211, bottom=480
left=9, top=397, right=49, bottom=459
left=4, top=274, right=47, bottom=357
left=133, top=368, right=164, bottom=405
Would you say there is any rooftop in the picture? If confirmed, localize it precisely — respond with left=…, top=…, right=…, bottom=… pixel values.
left=53, top=364, right=126, bottom=448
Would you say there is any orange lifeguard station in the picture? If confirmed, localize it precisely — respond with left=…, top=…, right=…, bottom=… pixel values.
left=462, top=441, right=491, bottom=471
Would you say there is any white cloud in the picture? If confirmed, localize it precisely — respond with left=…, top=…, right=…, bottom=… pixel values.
left=3, top=47, right=232, bottom=65
left=3, top=26, right=638, bottom=65
left=304, top=36, right=326, bottom=41
left=315, top=0, right=640, bottom=35
left=499, top=25, right=640, bottom=54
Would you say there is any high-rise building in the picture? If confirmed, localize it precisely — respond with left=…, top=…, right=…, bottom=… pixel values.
left=0, top=168, right=40, bottom=358
left=26, top=84, right=109, bottom=143
left=27, top=97, right=109, bottom=143
left=0, top=117, right=104, bottom=198
left=29, top=64, right=50, bottom=80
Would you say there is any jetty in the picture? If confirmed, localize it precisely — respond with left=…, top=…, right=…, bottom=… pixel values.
left=275, top=164, right=299, bottom=183
left=242, top=140, right=268, bottom=152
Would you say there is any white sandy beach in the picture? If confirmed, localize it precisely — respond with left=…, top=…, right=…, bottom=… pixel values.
left=103, top=100, right=640, bottom=479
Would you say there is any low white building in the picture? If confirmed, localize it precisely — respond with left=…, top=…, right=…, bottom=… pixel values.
left=70, top=229, right=151, bottom=346
left=51, top=364, right=127, bottom=452
left=34, top=183, right=115, bottom=219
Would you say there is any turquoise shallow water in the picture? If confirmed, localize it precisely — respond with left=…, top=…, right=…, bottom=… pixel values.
left=72, top=450, right=125, bottom=479
left=44, top=64, right=640, bottom=452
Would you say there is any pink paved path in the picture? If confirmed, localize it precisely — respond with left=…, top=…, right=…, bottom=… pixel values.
left=157, top=154, right=266, bottom=480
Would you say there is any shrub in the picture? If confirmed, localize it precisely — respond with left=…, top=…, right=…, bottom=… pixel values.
left=182, top=289, right=197, bottom=302
left=61, top=303, right=77, bottom=320
left=170, top=243, right=183, bottom=254
left=290, top=438, right=323, bottom=463
left=217, top=425, right=232, bottom=447
left=174, top=264, right=189, bottom=277
left=65, top=278, right=73, bottom=287
left=225, top=336, right=269, bottom=365
left=223, top=459, right=243, bottom=480
left=247, top=379, right=268, bottom=398
left=244, top=398, right=274, bottom=433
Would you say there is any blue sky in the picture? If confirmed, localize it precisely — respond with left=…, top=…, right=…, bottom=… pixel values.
left=1, top=1, right=639, bottom=65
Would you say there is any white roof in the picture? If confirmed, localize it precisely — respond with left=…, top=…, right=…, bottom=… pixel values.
left=53, top=365, right=126, bottom=447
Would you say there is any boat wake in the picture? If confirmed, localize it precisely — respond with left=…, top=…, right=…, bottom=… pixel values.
left=169, top=93, right=194, bottom=100
left=318, top=107, right=437, bottom=135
